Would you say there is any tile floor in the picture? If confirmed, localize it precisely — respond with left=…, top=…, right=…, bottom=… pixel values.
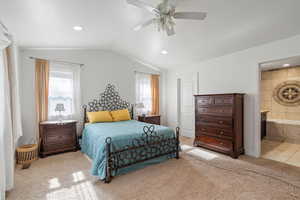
left=261, top=139, right=300, bottom=167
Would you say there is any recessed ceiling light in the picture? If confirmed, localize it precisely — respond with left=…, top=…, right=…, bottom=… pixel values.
left=73, top=26, right=83, bottom=31
left=283, top=63, right=290, bottom=67
left=161, top=50, right=168, bottom=55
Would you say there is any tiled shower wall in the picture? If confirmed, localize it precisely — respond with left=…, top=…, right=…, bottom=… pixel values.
left=261, top=66, right=300, bottom=120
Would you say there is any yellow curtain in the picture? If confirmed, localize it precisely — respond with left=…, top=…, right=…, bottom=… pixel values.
left=35, top=59, right=49, bottom=143
left=150, top=74, right=159, bottom=115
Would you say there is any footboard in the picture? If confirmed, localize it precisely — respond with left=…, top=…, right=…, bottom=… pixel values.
left=104, top=125, right=180, bottom=183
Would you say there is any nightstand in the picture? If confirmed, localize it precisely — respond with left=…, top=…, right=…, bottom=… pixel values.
left=39, top=120, right=78, bottom=157
left=138, top=115, right=160, bottom=125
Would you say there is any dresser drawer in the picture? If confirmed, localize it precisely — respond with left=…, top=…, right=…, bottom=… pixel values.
left=44, top=126, right=74, bottom=136
left=45, top=131, right=75, bottom=145
left=196, top=96, right=214, bottom=106
left=197, top=117, right=233, bottom=129
left=144, top=116, right=160, bottom=125
left=43, top=143, right=75, bottom=152
left=197, top=106, right=233, bottom=116
left=214, top=95, right=234, bottom=105
left=138, top=115, right=160, bottom=125
left=197, top=126, right=233, bottom=139
left=195, top=135, right=233, bottom=152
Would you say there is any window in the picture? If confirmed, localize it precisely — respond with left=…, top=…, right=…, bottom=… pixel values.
left=135, top=72, right=160, bottom=116
left=48, top=63, right=81, bottom=120
left=135, top=72, right=152, bottom=114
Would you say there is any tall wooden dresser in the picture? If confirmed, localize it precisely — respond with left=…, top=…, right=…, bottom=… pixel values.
left=194, top=93, right=244, bottom=158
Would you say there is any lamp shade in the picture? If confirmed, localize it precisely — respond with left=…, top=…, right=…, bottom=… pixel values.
left=135, top=102, right=145, bottom=109
left=55, top=103, right=65, bottom=112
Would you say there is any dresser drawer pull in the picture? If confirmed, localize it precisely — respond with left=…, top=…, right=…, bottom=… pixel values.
left=201, top=128, right=206, bottom=131
left=219, top=121, right=224, bottom=124
left=219, top=142, right=224, bottom=145
left=219, top=131, right=224, bottom=135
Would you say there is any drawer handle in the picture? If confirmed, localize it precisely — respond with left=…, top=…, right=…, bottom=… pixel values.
left=219, top=121, right=224, bottom=124
left=220, top=131, right=224, bottom=135
left=201, top=128, right=206, bottom=131
left=220, top=142, right=223, bottom=145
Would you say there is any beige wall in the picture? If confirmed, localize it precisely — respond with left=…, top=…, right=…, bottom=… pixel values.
left=261, top=66, right=300, bottom=120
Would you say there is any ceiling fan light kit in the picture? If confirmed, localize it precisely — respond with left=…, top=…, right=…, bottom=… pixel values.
left=127, top=0, right=207, bottom=36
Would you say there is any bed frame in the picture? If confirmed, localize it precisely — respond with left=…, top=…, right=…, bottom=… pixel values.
left=82, top=84, right=180, bottom=183
left=104, top=125, right=179, bottom=183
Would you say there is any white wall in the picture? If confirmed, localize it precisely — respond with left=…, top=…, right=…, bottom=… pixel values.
left=166, top=34, right=300, bottom=157
left=19, top=49, right=165, bottom=145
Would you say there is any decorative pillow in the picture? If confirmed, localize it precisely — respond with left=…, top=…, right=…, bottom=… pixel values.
left=87, top=111, right=113, bottom=123
left=110, top=109, right=131, bottom=122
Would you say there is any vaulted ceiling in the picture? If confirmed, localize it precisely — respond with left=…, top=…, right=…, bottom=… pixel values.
left=1, top=0, right=300, bottom=68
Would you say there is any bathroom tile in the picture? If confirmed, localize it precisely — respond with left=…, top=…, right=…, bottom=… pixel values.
left=261, top=92, right=272, bottom=102
left=271, top=112, right=286, bottom=119
left=261, top=140, right=281, bottom=154
left=260, top=80, right=273, bottom=91
left=261, top=139, right=281, bottom=147
left=261, top=71, right=272, bottom=80
left=287, top=67, right=300, bottom=78
left=261, top=148, right=294, bottom=163
left=266, top=122, right=286, bottom=141
left=285, top=138, right=300, bottom=144
left=286, top=150, right=300, bottom=167
left=275, top=142, right=300, bottom=152
left=272, top=79, right=285, bottom=89
left=261, top=140, right=300, bottom=164
left=261, top=101, right=271, bottom=111
left=285, top=113, right=300, bottom=121
left=285, top=124, right=300, bottom=142
left=296, top=66, right=300, bottom=75
left=286, top=106, right=300, bottom=113
left=267, top=112, right=273, bottom=119
left=271, top=101, right=286, bottom=113
left=272, top=69, right=288, bottom=80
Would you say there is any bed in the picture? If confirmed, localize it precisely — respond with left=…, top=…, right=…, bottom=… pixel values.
left=80, top=84, right=180, bottom=183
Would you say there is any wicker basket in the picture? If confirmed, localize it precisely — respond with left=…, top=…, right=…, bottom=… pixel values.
left=16, top=144, right=38, bottom=169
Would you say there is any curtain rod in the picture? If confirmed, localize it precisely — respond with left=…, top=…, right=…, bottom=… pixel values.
left=134, top=70, right=160, bottom=75
left=28, top=56, right=85, bottom=67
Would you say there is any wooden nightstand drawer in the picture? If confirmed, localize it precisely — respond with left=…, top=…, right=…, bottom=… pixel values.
left=39, top=120, right=78, bottom=157
left=45, top=132, right=75, bottom=145
left=138, top=115, right=160, bottom=125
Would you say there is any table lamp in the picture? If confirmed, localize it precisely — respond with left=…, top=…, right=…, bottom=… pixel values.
left=55, top=103, right=65, bottom=122
left=135, top=102, right=145, bottom=117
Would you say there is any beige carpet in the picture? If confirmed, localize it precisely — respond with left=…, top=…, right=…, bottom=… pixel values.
left=7, top=137, right=300, bottom=200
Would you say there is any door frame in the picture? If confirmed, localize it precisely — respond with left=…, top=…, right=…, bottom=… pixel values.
left=257, top=55, right=300, bottom=157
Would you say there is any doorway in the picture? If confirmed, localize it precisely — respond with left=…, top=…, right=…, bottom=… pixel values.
left=177, top=72, right=199, bottom=138
left=259, top=56, right=300, bottom=167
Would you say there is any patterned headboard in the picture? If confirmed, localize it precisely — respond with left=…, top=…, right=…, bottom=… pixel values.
left=83, top=84, right=133, bottom=122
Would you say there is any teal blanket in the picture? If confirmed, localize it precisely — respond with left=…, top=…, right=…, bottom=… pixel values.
left=80, top=120, right=176, bottom=179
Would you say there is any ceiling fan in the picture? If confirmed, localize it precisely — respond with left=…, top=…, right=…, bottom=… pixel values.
left=127, top=0, right=207, bottom=36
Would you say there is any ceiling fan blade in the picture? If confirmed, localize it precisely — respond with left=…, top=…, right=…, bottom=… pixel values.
left=127, top=0, right=160, bottom=15
left=173, top=12, right=207, bottom=20
left=133, top=19, right=155, bottom=31
left=166, top=26, right=175, bottom=36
